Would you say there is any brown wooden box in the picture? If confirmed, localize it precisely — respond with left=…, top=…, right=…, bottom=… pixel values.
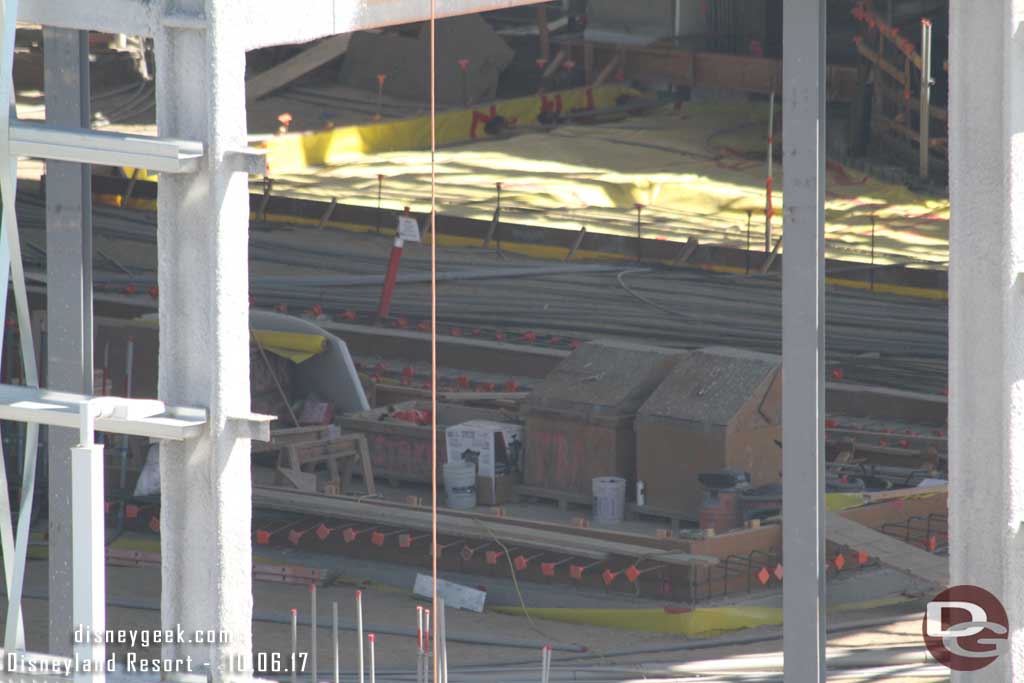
left=636, top=348, right=782, bottom=519
left=521, top=340, right=685, bottom=496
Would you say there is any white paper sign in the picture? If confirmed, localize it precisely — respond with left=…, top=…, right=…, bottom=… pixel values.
left=398, top=215, right=421, bottom=242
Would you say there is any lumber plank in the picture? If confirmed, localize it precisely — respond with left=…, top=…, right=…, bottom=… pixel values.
left=827, top=512, right=947, bottom=586
left=855, top=41, right=908, bottom=87
left=252, top=485, right=717, bottom=566
left=247, top=33, right=354, bottom=102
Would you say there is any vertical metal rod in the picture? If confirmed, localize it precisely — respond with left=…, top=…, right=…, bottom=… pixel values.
left=766, top=90, right=775, bottom=252
left=745, top=210, right=752, bottom=275
left=918, top=19, right=932, bottom=179
left=125, top=335, right=135, bottom=397
left=356, top=590, right=365, bottom=683
left=332, top=601, right=340, bottom=683
left=634, top=204, right=643, bottom=261
left=870, top=215, right=876, bottom=293
left=310, top=584, right=318, bottom=683
left=368, top=634, right=376, bottom=683
left=438, top=599, right=448, bottom=683
left=291, top=608, right=298, bottom=683
left=424, top=607, right=431, bottom=681
left=782, top=0, right=827, bottom=679
left=376, top=175, right=384, bottom=234
left=416, top=606, right=424, bottom=683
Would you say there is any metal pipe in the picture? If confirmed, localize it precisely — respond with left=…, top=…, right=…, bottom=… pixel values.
left=291, top=608, right=298, bottom=683
left=918, top=19, right=932, bottom=179
left=357, top=590, right=365, bottom=683
left=310, top=584, right=318, bottom=683
left=368, top=633, right=376, bottom=683
left=333, top=601, right=340, bottom=683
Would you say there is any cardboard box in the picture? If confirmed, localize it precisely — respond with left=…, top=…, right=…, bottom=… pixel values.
left=445, top=420, right=523, bottom=504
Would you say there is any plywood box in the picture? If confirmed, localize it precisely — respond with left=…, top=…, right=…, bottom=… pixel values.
left=636, top=347, right=782, bottom=518
left=522, top=340, right=685, bottom=496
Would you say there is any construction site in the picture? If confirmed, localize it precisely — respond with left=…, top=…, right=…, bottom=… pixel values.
left=0, top=0, right=1013, bottom=681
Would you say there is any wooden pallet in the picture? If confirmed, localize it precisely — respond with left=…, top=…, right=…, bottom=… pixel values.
left=512, top=484, right=591, bottom=511
left=625, top=503, right=696, bottom=534
left=512, top=485, right=696, bottom=533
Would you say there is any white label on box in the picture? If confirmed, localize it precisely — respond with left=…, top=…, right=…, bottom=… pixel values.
left=398, top=215, right=421, bottom=242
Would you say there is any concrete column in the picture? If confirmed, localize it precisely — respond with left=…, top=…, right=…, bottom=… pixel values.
left=781, top=0, right=826, bottom=681
left=948, top=2, right=1024, bottom=680
left=154, top=0, right=253, bottom=678
left=43, top=27, right=93, bottom=657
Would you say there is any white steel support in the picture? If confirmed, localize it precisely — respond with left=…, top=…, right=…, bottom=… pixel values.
left=70, top=443, right=105, bottom=681
left=44, top=25, right=92, bottom=657
left=154, top=2, right=254, bottom=678
left=948, top=1, right=1024, bottom=679
left=0, top=0, right=43, bottom=652
left=781, top=0, right=827, bottom=680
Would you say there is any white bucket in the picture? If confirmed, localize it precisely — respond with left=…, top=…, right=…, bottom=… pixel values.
left=444, top=461, right=478, bottom=510
left=592, top=476, right=626, bottom=524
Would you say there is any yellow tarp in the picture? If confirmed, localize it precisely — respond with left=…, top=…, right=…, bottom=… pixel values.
left=493, top=596, right=912, bottom=637
left=269, top=101, right=950, bottom=276
left=251, top=330, right=327, bottom=363
left=262, top=85, right=640, bottom=173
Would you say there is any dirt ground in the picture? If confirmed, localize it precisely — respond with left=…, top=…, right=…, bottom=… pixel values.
left=7, top=557, right=947, bottom=682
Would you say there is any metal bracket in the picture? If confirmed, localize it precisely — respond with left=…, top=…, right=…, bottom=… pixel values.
left=227, top=412, right=275, bottom=442
left=226, top=147, right=267, bottom=176
left=161, top=11, right=207, bottom=30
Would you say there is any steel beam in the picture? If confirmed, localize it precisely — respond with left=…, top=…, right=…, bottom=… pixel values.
left=43, top=26, right=92, bottom=657
left=242, top=0, right=549, bottom=50
left=17, top=0, right=152, bottom=37
left=18, top=0, right=549, bottom=51
left=11, top=121, right=203, bottom=173
left=781, top=0, right=827, bottom=680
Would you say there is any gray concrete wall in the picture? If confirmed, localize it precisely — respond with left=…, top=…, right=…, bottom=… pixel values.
left=948, top=0, right=1023, bottom=679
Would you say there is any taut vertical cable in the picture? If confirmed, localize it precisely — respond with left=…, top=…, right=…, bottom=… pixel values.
left=428, top=0, right=438, bottom=682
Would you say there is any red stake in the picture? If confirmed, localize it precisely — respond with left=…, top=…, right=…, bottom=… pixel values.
left=376, top=208, right=411, bottom=321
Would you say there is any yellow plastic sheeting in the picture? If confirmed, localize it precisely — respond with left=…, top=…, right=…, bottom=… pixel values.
left=270, top=101, right=950, bottom=270
left=251, top=330, right=327, bottom=363
left=263, top=85, right=639, bottom=174
left=493, top=596, right=912, bottom=637
left=826, top=493, right=866, bottom=512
